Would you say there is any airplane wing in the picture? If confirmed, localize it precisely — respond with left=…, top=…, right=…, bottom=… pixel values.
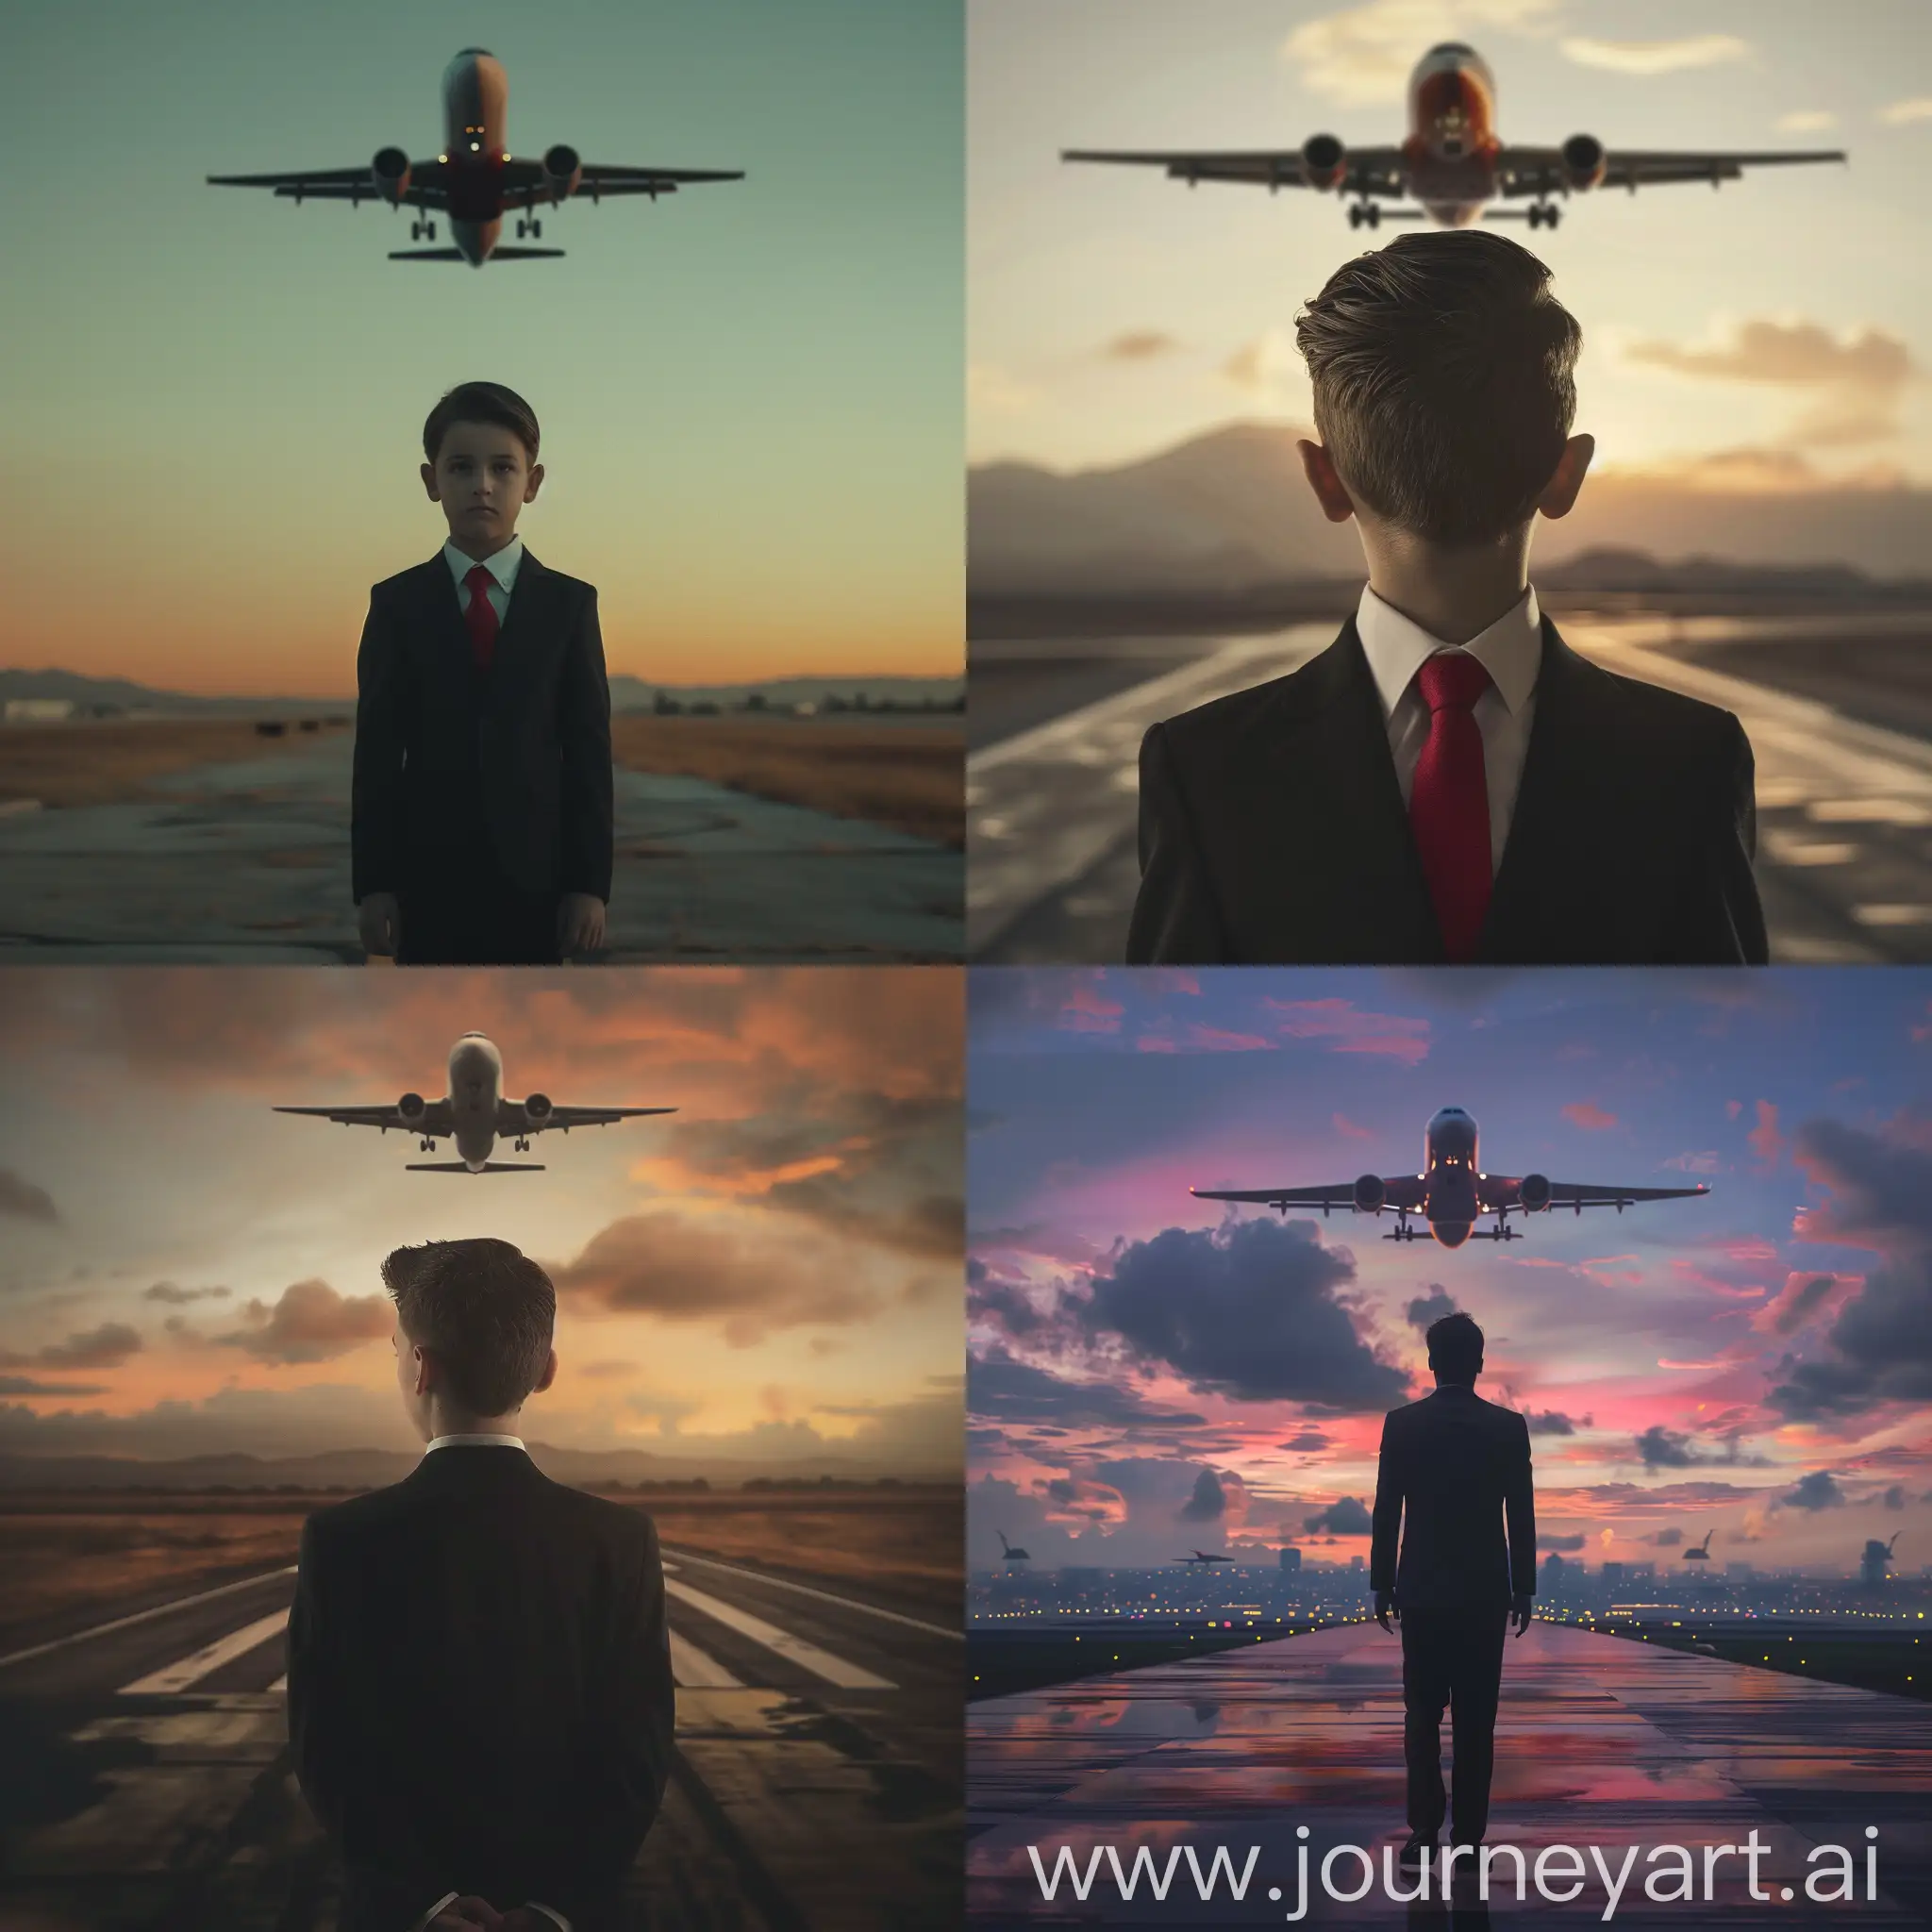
left=274, top=1102, right=455, bottom=1137
left=1062, top=146, right=1408, bottom=198
left=1493, top=145, right=1844, bottom=198
left=1486, top=1177, right=1710, bottom=1212
left=500, top=1102, right=678, bottom=1135
left=207, top=164, right=448, bottom=210
left=501, top=159, right=744, bottom=207
left=1191, top=1176, right=1426, bottom=1213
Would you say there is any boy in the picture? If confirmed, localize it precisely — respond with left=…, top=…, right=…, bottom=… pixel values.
left=287, top=1239, right=674, bottom=1932
left=352, top=382, right=614, bottom=965
left=1125, top=232, right=1768, bottom=966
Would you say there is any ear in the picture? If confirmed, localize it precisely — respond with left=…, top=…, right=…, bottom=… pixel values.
left=523, top=461, right=545, bottom=504
left=420, top=460, right=441, bottom=502
left=1536, top=432, right=1594, bottom=520
left=1296, top=439, right=1356, bottom=525
left=532, top=1346, right=558, bottom=1395
left=412, top=1344, right=435, bottom=1399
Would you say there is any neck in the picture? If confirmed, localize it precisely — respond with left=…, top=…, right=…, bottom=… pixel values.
left=1359, top=524, right=1531, bottom=645
left=448, top=534, right=513, bottom=566
left=421, top=1409, right=522, bottom=1441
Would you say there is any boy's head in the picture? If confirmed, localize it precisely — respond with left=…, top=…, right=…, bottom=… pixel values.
left=1294, top=232, right=1586, bottom=546
left=420, top=381, right=544, bottom=560
left=385, top=1237, right=558, bottom=1431
left=1425, top=1310, right=1485, bottom=1386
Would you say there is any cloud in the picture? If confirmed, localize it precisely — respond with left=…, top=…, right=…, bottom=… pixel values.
left=1059, top=980, right=1124, bottom=1034
left=1280, top=1429, right=1331, bottom=1452
left=217, top=1279, right=391, bottom=1365
left=1282, top=0, right=1561, bottom=108
left=1221, top=330, right=1308, bottom=411
left=1624, top=322, right=1915, bottom=448
left=1652, top=1526, right=1685, bottom=1547
left=1333, top=1113, right=1376, bottom=1142
left=1077, top=1219, right=1411, bottom=1409
left=1751, top=1272, right=1853, bottom=1338
left=1405, top=1288, right=1458, bottom=1331
left=1883, top=1484, right=1907, bottom=1511
left=1540, top=1533, right=1588, bottom=1552
left=0, top=1170, right=58, bottom=1224
left=1784, top=1470, right=1845, bottom=1512
left=968, top=1348, right=1207, bottom=1429
left=1304, top=1496, right=1373, bottom=1535
left=1105, top=331, right=1178, bottom=362
left=1776, top=110, right=1837, bottom=134
left=1877, top=98, right=1932, bottom=126
left=1262, top=998, right=1431, bottom=1065
left=1559, top=35, right=1749, bottom=75
left=1636, top=1425, right=1699, bottom=1469
left=1526, top=1408, right=1591, bottom=1436
left=1748, top=1100, right=1788, bottom=1167
left=1180, top=1469, right=1227, bottom=1523
left=0, top=1322, right=143, bottom=1372
left=0, top=1375, right=110, bottom=1397
left=143, top=1282, right=231, bottom=1305
left=1562, top=1102, right=1619, bottom=1131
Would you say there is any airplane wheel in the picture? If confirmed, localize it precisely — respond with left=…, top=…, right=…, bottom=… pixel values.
left=425, top=221, right=438, bottom=241
left=410, top=221, right=421, bottom=240
left=531, top=218, right=542, bottom=238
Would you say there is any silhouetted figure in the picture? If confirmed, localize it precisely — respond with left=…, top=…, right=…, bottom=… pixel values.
left=1371, top=1312, right=1534, bottom=1861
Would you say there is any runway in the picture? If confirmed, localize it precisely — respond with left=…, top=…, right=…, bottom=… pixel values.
left=0, top=1543, right=963, bottom=1931
left=0, top=729, right=961, bottom=964
left=967, top=611, right=1932, bottom=965
left=966, top=1619, right=1932, bottom=1926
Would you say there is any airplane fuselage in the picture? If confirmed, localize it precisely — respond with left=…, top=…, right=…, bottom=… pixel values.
left=1402, top=44, right=1500, bottom=226
left=441, top=49, right=511, bottom=264
left=447, top=1031, right=503, bottom=1170
left=1419, top=1106, right=1481, bottom=1246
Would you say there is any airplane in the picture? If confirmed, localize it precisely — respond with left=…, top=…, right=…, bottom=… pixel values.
left=1173, top=1550, right=1235, bottom=1566
left=208, top=48, right=742, bottom=266
left=1683, top=1530, right=1715, bottom=1563
left=1191, top=1106, right=1709, bottom=1249
left=997, top=1531, right=1031, bottom=1563
left=1064, top=42, right=1844, bottom=232
left=275, top=1031, right=674, bottom=1173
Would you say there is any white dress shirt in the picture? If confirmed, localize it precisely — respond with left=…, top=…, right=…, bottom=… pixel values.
left=442, top=535, right=524, bottom=626
left=1354, top=581, right=1543, bottom=877
left=410, top=1427, right=568, bottom=1932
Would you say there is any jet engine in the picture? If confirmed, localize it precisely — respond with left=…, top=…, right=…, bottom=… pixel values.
left=541, top=143, right=583, bottom=201
left=523, top=1092, right=554, bottom=1124
left=1353, top=1173, right=1386, bottom=1213
left=372, top=146, right=412, bottom=204
left=397, top=1091, right=426, bottom=1125
left=1301, top=133, right=1347, bottom=192
left=1519, top=1172, right=1553, bottom=1212
left=1561, top=134, right=1606, bottom=192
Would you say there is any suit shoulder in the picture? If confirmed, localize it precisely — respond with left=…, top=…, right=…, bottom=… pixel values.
left=1155, top=650, right=1336, bottom=759
left=528, top=558, right=597, bottom=600
left=300, top=1477, right=417, bottom=1547
left=369, top=559, right=444, bottom=601
left=1570, top=651, right=1743, bottom=749
left=534, top=1474, right=658, bottom=1547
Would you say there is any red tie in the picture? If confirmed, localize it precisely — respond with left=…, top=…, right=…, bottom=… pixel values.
left=462, top=564, right=499, bottom=672
left=1409, top=652, right=1492, bottom=962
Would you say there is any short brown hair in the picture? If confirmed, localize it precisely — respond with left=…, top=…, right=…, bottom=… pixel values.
left=422, top=381, right=541, bottom=464
left=384, top=1239, right=555, bottom=1417
left=1295, top=231, right=1581, bottom=545
left=1426, top=1310, right=1485, bottom=1380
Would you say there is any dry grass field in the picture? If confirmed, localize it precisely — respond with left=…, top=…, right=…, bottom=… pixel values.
left=612, top=715, right=964, bottom=847
left=0, top=1485, right=962, bottom=1643
left=0, top=716, right=348, bottom=808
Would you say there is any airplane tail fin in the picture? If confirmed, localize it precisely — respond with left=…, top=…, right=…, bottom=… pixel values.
left=404, top=1161, right=547, bottom=1174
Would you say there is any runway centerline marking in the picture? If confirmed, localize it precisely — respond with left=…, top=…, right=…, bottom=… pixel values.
left=0, top=1565, right=298, bottom=1673
left=664, top=1580, right=895, bottom=1689
left=119, top=1608, right=290, bottom=1696
left=659, top=1546, right=961, bottom=1641
left=669, top=1629, right=743, bottom=1688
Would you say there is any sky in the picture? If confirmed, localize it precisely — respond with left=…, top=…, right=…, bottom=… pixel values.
left=0, top=967, right=962, bottom=1472
left=967, top=967, right=1932, bottom=1579
left=0, top=0, right=961, bottom=695
left=970, top=0, right=1932, bottom=496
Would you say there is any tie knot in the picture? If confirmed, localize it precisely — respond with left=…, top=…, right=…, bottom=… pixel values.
left=465, top=564, right=494, bottom=595
left=1417, top=650, right=1491, bottom=714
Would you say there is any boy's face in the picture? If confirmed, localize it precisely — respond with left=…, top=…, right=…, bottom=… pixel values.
left=421, top=420, right=544, bottom=559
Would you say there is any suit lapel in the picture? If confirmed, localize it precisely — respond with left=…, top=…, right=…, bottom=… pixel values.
left=489, top=549, right=547, bottom=687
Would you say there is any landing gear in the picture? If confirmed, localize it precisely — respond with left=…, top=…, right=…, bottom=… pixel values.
left=409, top=219, right=440, bottom=242
left=514, top=216, right=545, bottom=240
left=513, top=1136, right=531, bottom=1153
left=1348, top=201, right=1383, bottom=230
left=1526, top=201, right=1561, bottom=229
left=1383, top=1217, right=1421, bottom=1242
left=419, top=1137, right=435, bottom=1153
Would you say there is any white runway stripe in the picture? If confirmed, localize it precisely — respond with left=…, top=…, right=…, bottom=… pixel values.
left=665, top=1580, right=894, bottom=1689
left=661, top=1547, right=960, bottom=1641
left=668, top=1628, right=741, bottom=1688
left=0, top=1565, right=298, bottom=1673
left=267, top=1674, right=287, bottom=1692
left=119, top=1609, right=289, bottom=1695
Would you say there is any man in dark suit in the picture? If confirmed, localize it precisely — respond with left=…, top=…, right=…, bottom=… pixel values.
left=1127, top=232, right=1767, bottom=967
left=287, top=1240, right=674, bottom=1932
left=353, top=382, right=614, bottom=966
left=1371, top=1311, right=1535, bottom=1867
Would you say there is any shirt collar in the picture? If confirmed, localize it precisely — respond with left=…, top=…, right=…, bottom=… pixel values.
left=1355, top=581, right=1541, bottom=720
left=425, top=1432, right=526, bottom=1452
left=442, top=534, right=524, bottom=595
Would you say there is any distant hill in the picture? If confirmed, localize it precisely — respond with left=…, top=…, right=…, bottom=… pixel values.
left=0, top=669, right=963, bottom=717
left=970, top=421, right=1932, bottom=600
left=0, top=1441, right=956, bottom=1491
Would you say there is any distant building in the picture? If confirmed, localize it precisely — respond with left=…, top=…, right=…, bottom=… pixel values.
left=1279, top=1546, right=1302, bottom=1574
left=4, top=697, right=75, bottom=723
left=1725, top=1562, right=1757, bottom=1582
left=1542, top=1552, right=1567, bottom=1587
left=1349, top=1554, right=1365, bottom=1571
left=1602, top=1561, right=1626, bottom=1588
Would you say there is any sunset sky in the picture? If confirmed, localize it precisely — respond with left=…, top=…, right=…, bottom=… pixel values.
left=968, top=968, right=1932, bottom=1577
left=971, top=0, right=1932, bottom=498
left=0, top=968, right=962, bottom=1472
left=0, top=0, right=960, bottom=695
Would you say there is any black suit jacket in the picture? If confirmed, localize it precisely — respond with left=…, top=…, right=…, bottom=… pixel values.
left=351, top=551, right=615, bottom=904
left=1126, top=616, right=1768, bottom=965
left=287, top=1445, right=675, bottom=1932
left=1371, top=1387, right=1536, bottom=1609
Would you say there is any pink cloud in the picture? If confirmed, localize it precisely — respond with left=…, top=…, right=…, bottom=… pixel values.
left=1725, top=1100, right=1744, bottom=1121
left=1263, top=998, right=1431, bottom=1066
left=1747, top=1100, right=1787, bottom=1168
left=1563, top=1102, right=1619, bottom=1131
left=1136, top=1035, right=1178, bottom=1054
left=1059, top=982, right=1124, bottom=1034
left=1912, top=1003, right=1932, bottom=1042
left=1751, top=1270, right=1860, bottom=1338
left=1332, top=1113, right=1375, bottom=1142
left=1185, top=1024, right=1274, bottom=1053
